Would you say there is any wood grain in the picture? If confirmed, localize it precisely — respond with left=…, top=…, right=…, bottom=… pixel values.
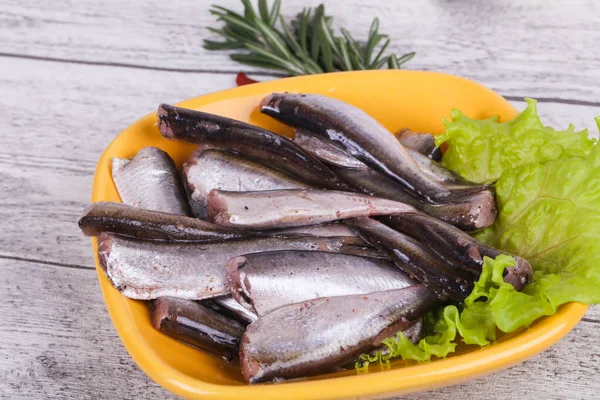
left=1, top=0, right=599, bottom=102
left=2, top=0, right=600, bottom=396
left=0, top=259, right=597, bottom=399
left=0, top=259, right=177, bottom=399
left=1, top=56, right=599, bottom=268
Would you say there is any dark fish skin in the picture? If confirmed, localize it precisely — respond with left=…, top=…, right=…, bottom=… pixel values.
left=207, top=189, right=417, bottom=230
left=382, top=213, right=533, bottom=291
left=182, top=149, right=312, bottom=218
left=239, top=285, right=437, bottom=383
left=111, top=147, right=190, bottom=215
left=79, top=202, right=371, bottom=249
left=199, top=298, right=253, bottom=325
left=293, top=128, right=366, bottom=169
left=260, top=93, right=475, bottom=202
left=346, top=217, right=474, bottom=301
left=331, top=167, right=497, bottom=231
left=397, top=317, right=423, bottom=344
left=96, top=232, right=385, bottom=300
left=157, top=104, right=350, bottom=191
left=395, top=129, right=441, bottom=161
left=211, top=296, right=258, bottom=323
left=78, top=202, right=250, bottom=242
left=226, top=250, right=414, bottom=316
left=151, top=297, right=245, bottom=361
left=294, top=127, right=476, bottom=188
left=407, top=148, right=475, bottom=187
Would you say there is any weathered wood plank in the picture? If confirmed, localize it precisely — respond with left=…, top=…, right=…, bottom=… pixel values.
left=0, top=259, right=597, bottom=399
left=0, top=259, right=177, bottom=399
left=1, top=57, right=599, bottom=267
left=2, top=0, right=599, bottom=101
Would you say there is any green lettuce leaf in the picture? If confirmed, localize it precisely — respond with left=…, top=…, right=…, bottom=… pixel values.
left=357, top=104, right=600, bottom=369
left=435, top=98, right=595, bottom=183
left=476, top=143, right=600, bottom=308
left=359, top=255, right=530, bottom=366
left=357, top=304, right=460, bottom=367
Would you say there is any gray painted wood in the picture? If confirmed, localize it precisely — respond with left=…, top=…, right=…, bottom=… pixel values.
left=0, top=259, right=177, bottom=399
left=1, top=0, right=600, bottom=398
left=1, top=0, right=599, bottom=101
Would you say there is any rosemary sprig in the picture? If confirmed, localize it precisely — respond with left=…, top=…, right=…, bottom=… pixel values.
left=205, top=0, right=415, bottom=76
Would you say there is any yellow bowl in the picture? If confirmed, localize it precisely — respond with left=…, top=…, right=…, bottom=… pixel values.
left=90, top=70, right=587, bottom=399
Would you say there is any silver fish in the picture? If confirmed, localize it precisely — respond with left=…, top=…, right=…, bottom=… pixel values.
left=78, top=202, right=249, bottom=242
left=212, top=295, right=258, bottom=323
left=226, top=250, right=414, bottom=316
left=158, top=104, right=349, bottom=191
left=292, top=128, right=496, bottom=230
left=260, top=93, right=471, bottom=202
left=240, top=285, right=437, bottom=383
left=111, top=147, right=189, bottom=215
left=332, top=167, right=497, bottom=230
left=293, top=128, right=366, bottom=169
left=395, top=129, right=441, bottom=161
left=182, top=149, right=311, bottom=218
left=269, top=222, right=357, bottom=237
left=152, top=297, right=245, bottom=361
left=347, top=217, right=474, bottom=301
left=294, top=127, right=482, bottom=187
left=399, top=317, right=424, bottom=344
left=382, top=213, right=533, bottom=290
left=407, top=148, right=469, bottom=185
left=97, top=232, right=381, bottom=300
left=207, top=189, right=416, bottom=230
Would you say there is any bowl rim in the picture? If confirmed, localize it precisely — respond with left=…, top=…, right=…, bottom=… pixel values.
left=91, top=69, right=588, bottom=400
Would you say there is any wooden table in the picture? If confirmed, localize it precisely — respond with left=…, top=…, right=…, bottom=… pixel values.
left=1, top=0, right=599, bottom=398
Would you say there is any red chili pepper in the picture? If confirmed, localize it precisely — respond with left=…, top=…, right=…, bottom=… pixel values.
left=236, top=72, right=259, bottom=86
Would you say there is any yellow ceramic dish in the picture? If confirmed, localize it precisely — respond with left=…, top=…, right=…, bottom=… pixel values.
left=91, top=70, right=587, bottom=399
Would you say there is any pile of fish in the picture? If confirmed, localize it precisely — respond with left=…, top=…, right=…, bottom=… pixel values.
left=79, top=93, right=533, bottom=384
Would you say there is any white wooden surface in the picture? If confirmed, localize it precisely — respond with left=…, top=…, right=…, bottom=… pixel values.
left=1, top=0, right=599, bottom=398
